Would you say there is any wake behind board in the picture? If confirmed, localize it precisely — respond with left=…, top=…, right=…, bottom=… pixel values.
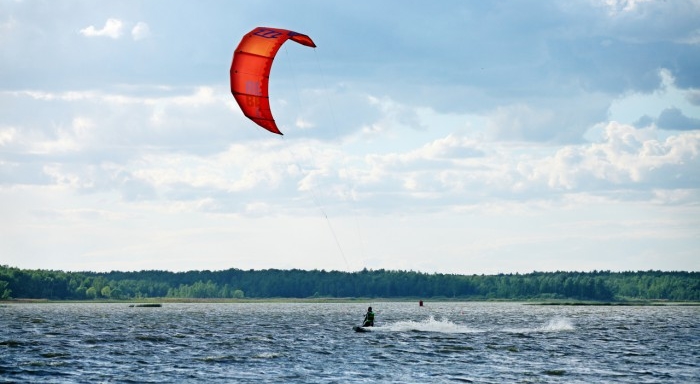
left=353, top=325, right=371, bottom=332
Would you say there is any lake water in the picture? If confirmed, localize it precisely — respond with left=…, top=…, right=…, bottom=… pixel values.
left=1, top=302, right=698, bottom=383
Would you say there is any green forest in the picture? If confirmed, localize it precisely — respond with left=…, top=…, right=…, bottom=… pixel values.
left=0, top=265, right=698, bottom=302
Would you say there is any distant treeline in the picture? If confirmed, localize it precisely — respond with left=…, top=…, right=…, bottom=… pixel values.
left=0, top=265, right=698, bottom=301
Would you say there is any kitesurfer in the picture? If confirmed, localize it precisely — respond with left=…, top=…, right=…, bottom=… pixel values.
left=362, top=307, right=375, bottom=327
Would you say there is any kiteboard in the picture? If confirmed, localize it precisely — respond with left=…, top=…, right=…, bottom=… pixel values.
left=353, top=325, right=371, bottom=333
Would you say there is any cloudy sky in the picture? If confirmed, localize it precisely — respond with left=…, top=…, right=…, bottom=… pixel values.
left=1, top=0, right=699, bottom=274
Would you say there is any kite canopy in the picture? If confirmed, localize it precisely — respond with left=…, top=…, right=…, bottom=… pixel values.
left=230, top=27, right=317, bottom=135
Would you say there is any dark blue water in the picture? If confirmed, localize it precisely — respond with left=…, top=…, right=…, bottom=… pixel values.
left=1, top=302, right=698, bottom=383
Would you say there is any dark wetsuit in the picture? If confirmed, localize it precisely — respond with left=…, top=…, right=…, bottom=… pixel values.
left=363, top=310, right=375, bottom=327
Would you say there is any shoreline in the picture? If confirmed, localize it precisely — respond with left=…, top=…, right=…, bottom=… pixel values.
left=2, top=298, right=698, bottom=306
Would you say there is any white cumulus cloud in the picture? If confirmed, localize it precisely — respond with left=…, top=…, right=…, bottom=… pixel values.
left=80, top=18, right=124, bottom=39
left=131, top=22, right=151, bottom=41
left=80, top=19, right=150, bottom=41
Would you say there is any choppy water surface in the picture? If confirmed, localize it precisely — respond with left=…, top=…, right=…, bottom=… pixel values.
left=1, top=302, right=698, bottom=383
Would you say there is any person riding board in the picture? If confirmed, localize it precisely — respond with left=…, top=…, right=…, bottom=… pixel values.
left=362, top=306, right=375, bottom=327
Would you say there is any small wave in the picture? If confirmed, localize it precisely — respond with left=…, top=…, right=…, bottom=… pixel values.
left=135, top=335, right=170, bottom=342
left=543, top=369, right=567, bottom=376
left=541, top=317, right=575, bottom=332
left=504, top=317, right=575, bottom=333
left=253, top=352, right=282, bottom=359
left=0, top=340, right=24, bottom=347
left=40, top=352, right=71, bottom=359
left=200, top=355, right=245, bottom=363
left=381, top=316, right=479, bottom=334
